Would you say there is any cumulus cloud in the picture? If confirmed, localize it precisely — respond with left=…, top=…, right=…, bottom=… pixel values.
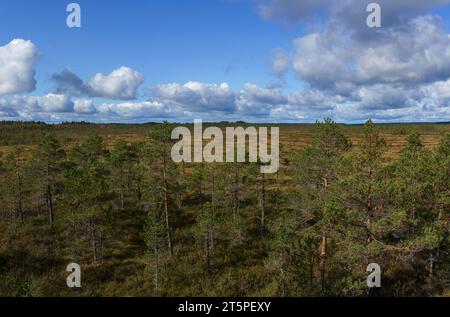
left=256, top=0, right=450, bottom=119
left=97, top=100, right=176, bottom=119
left=31, top=94, right=74, bottom=113
left=333, top=0, right=450, bottom=31
left=52, top=67, right=144, bottom=100
left=3, top=2, right=450, bottom=123
left=279, top=10, right=450, bottom=120
left=270, top=48, right=290, bottom=76
left=356, top=16, right=450, bottom=85
left=257, top=0, right=450, bottom=27
left=242, top=83, right=287, bottom=105
left=89, top=67, right=144, bottom=100
left=52, top=69, right=91, bottom=96
left=0, top=98, right=20, bottom=118
left=355, top=84, right=421, bottom=110
left=0, top=39, right=40, bottom=96
left=153, top=81, right=236, bottom=112
left=74, top=99, right=97, bottom=114
left=0, top=82, right=289, bottom=121
left=293, top=16, right=450, bottom=90
left=150, top=81, right=292, bottom=118
left=236, top=84, right=286, bottom=116
left=3, top=94, right=74, bottom=113
left=1, top=79, right=448, bottom=123
left=292, top=31, right=350, bottom=91
left=287, top=90, right=339, bottom=111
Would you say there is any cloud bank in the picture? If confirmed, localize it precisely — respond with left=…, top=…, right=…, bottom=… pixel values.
left=2, top=0, right=450, bottom=123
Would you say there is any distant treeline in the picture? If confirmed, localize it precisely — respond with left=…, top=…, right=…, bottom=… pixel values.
left=1, top=120, right=449, bottom=147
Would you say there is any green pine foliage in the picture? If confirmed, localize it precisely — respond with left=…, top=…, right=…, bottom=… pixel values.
left=0, top=120, right=448, bottom=296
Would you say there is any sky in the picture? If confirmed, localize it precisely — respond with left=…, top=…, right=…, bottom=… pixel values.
left=1, top=0, right=450, bottom=123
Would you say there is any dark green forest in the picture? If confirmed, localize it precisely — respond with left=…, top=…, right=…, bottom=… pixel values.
left=0, top=120, right=448, bottom=296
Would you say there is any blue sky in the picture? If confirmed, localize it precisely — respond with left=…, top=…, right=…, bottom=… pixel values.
left=0, top=1, right=289, bottom=89
left=1, top=0, right=450, bottom=123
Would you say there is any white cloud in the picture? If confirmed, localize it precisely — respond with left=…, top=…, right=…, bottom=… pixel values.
left=292, top=32, right=350, bottom=90
left=0, top=94, right=74, bottom=116
left=0, top=39, right=40, bottom=96
left=97, top=100, right=176, bottom=119
left=74, top=99, right=97, bottom=114
left=270, top=48, right=290, bottom=76
left=236, top=83, right=288, bottom=116
left=33, top=94, right=74, bottom=113
left=334, top=0, right=450, bottom=31
left=355, top=16, right=450, bottom=85
left=52, top=67, right=144, bottom=100
left=242, top=83, right=287, bottom=105
left=88, top=67, right=144, bottom=100
left=288, top=14, right=450, bottom=116
left=287, top=90, right=339, bottom=111
left=293, top=15, right=450, bottom=89
left=355, top=84, right=421, bottom=110
left=153, top=81, right=236, bottom=112
left=257, top=0, right=450, bottom=27
left=254, top=0, right=450, bottom=122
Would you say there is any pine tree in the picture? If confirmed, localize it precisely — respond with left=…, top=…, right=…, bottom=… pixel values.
left=108, top=139, right=138, bottom=210
left=130, top=141, right=147, bottom=208
left=30, top=135, right=66, bottom=224
left=291, top=118, right=351, bottom=294
left=146, top=122, right=180, bottom=257
left=330, top=120, right=389, bottom=295
left=3, top=147, right=27, bottom=224
left=194, top=203, right=217, bottom=274
left=143, top=196, right=167, bottom=291
left=63, top=136, right=111, bottom=262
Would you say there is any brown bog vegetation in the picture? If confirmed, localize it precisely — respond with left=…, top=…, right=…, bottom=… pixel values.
left=0, top=119, right=448, bottom=296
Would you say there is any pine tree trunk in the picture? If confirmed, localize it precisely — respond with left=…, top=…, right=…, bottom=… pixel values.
left=91, top=221, right=98, bottom=263
left=136, top=180, right=142, bottom=208
left=154, top=244, right=160, bottom=290
left=154, top=207, right=160, bottom=290
left=275, top=170, right=280, bottom=211
left=319, top=174, right=329, bottom=292
left=35, top=195, right=41, bottom=217
left=15, top=154, right=24, bottom=224
left=319, top=236, right=327, bottom=292
left=120, top=188, right=125, bottom=210
left=205, top=232, right=211, bottom=274
left=120, top=166, right=125, bottom=210
left=210, top=169, right=215, bottom=250
left=46, top=164, right=54, bottom=225
left=309, top=249, right=314, bottom=289
left=233, top=165, right=239, bottom=221
left=46, top=182, right=54, bottom=224
left=366, top=168, right=374, bottom=264
left=163, top=150, right=173, bottom=257
left=428, top=252, right=434, bottom=280
left=261, top=172, right=266, bottom=232
left=99, top=230, right=104, bottom=262
left=198, top=164, right=203, bottom=206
